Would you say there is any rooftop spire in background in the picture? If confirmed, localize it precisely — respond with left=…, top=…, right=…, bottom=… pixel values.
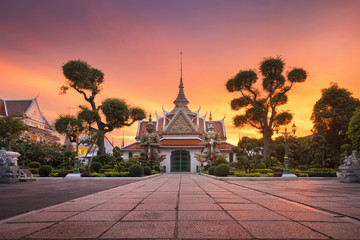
left=173, top=51, right=189, bottom=107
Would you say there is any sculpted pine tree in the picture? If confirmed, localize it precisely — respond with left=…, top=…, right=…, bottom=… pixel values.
left=226, top=57, right=307, bottom=160
left=58, top=60, right=146, bottom=154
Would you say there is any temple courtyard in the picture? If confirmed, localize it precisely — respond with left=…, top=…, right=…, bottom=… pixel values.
left=0, top=174, right=360, bottom=239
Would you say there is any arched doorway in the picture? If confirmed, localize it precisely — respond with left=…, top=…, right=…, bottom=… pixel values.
left=171, top=150, right=190, bottom=172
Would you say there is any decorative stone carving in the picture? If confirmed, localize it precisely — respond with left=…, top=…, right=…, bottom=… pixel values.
left=166, top=114, right=194, bottom=134
left=337, top=150, right=360, bottom=183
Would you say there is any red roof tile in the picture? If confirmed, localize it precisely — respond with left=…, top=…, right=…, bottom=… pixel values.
left=160, top=139, right=203, bottom=146
left=5, top=100, right=32, bottom=116
left=218, top=142, right=236, bottom=150
left=122, top=142, right=142, bottom=150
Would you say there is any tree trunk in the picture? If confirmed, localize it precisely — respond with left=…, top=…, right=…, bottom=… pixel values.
left=97, top=134, right=105, bottom=155
left=263, top=128, right=272, bottom=160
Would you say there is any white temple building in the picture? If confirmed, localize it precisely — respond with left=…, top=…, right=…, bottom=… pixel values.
left=122, top=72, right=235, bottom=173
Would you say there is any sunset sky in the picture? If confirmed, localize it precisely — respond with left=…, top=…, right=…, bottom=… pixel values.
left=1, top=0, right=360, bottom=147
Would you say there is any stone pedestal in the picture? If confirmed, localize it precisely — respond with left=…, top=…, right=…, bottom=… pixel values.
left=65, top=173, right=81, bottom=179
left=282, top=173, right=297, bottom=178
left=337, top=150, right=360, bottom=183
left=0, top=166, right=19, bottom=183
left=337, top=166, right=360, bottom=183
left=0, top=150, right=20, bottom=183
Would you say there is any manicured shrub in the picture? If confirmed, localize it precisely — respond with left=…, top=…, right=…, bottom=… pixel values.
left=129, top=164, right=144, bottom=177
left=57, top=172, right=68, bottom=177
left=214, top=158, right=228, bottom=166
left=208, top=166, right=215, bottom=175
left=273, top=172, right=283, bottom=177
left=300, top=173, right=309, bottom=177
left=104, top=172, right=130, bottom=177
left=235, top=172, right=261, bottom=177
left=144, top=166, right=152, bottom=175
left=99, top=168, right=116, bottom=173
left=255, top=162, right=266, bottom=169
left=49, top=173, right=57, bottom=177
left=154, top=165, right=161, bottom=172
left=90, top=173, right=99, bottom=177
left=214, top=163, right=230, bottom=177
left=229, top=171, right=235, bottom=175
left=28, top=161, right=41, bottom=168
left=38, top=165, right=52, bottom=177
left=103, top=164, right=114, bottom=169
left=91, top=162, right=103, bottom=173
left=297, top=165, right=309, bottom=171
left=267, top=173, right=274, bottom=177
left=93, top=154, right=114, bottom=165
left=255, top=169, right=273, bottom=174
left=81, top=171, right=90, bottom=177
left=29, top=168, right=38, bottom=174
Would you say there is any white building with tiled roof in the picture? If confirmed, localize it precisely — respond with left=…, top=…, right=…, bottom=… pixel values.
left=0, top=97, right=59, bottom=142
left=122, top=71, right=235, bottom=173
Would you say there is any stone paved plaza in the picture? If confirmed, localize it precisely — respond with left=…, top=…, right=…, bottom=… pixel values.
left=0, top=174, right=360, bottom=239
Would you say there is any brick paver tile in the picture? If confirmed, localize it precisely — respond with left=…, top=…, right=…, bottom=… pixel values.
left=278, top=211, right=346, bottom=222
left=65, top=210, right=128, bottom=221
left=28, top=222, right=113, bottom=239
left=0, top=223, right=53, bottom=239
left=101, top=221, right=175, bottom=238
left=179, top=203, right=222, bottom=211
left=220, top=203, right=267, bottom=211
left=91, top=203, right=137, bottom=211
left=45, top=202, right=99, bottom=212
left=240, top=220, right=328, bottom=239
left=229, top=210, right=287, bottom=221
left=135, top=203, right=177, bottom=211
left=178, top=210, right=232, bottom=221
left=122, top=210, right=176, bottom=221
left=9, top=211, right=78, bottom=223
left=178, top=220, right=251, bottom=239
left=302, top=222, right=360, bottom=239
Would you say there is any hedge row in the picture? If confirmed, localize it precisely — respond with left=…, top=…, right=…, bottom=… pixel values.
left=104, top=172, right=130, bottom=177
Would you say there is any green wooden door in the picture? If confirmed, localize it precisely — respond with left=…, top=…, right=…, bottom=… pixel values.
left=170, top=150, right=190, bottom=172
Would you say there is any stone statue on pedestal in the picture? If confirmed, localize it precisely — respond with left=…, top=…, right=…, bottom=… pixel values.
left=195, top=114, right=225, bottom=164
left=140, top=123, right=166, bottom=162
left=337, top=150, right=360, bottom=183
left=0, top=149, right=20, bottom=183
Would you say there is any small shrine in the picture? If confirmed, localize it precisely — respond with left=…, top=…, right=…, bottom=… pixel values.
left=122, top=64, right=235, bottom=173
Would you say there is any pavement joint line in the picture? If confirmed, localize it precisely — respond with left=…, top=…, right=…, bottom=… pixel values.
left=225, top=179, right=360, bottom=225
left=197, top=175, right=334, bottom=239
left=190, top=175, right=256, bottom=239
left=173, top=174, right=181, bottom=240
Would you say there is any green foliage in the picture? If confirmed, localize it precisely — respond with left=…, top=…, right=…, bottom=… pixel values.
left=300, top=173, right=309, bottom=177
left=99, top=168, right=116, bottom=173
left=233, top=137, right=262, bottom=173
left=0, top=114, right=28, bottom=139
left=214, top=164, right=230, bottom=177
left=226, top=57, right=307, bottom=159
left=28, top=161, right=41, bottom=168
left=312, top=83, right=360, bottom=161
left=255, top=169, right=273, bottom=174
left=93, top=154, right=115, bottom=166
left=255, top=162, right=266, bottom=169
left=29, top=168, right=38, bottom=174
left=264, top=157, right=282, bottom=168
left=143, top=166, right=152, bottom=175
left=105, top=172, right=130, bottom=177
left=129, top=164, right=144, bottom=177
left=90, top=173, right=99, bottom=177
left=235, top=172, right=261, bottom=177
left=267, top=173, right=274, bottom=177
left=208, top=166, right=215, bottom=175
left=54, top=115, right=83, bottom=134
left=91, top=162, right=103, bottom=173
left=38, top=165, right=52, bottom=177
left=214, top=158, right=228, bottom=166
left=59, top=59, right=146, bottom=154
left=347, top=108, right=360, bottom=150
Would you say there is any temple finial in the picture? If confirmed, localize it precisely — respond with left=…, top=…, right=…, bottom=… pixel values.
left=180, top=51, right=183, bottom=88
left=173, top=52, right=189, bottom=108
left=209, top=112, right=213, bottom=121
left=149, top=112, right=152, bottom=122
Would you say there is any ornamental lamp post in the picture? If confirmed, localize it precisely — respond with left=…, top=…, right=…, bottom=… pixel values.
left=66, top=122, right=89, bottom=175
left=274, top=123, right=297, bottom=175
